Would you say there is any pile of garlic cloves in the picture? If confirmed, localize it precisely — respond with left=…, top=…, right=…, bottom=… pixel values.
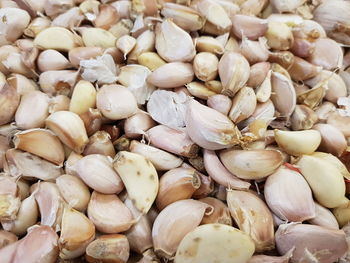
left=2, top=0, right=350, bottom=262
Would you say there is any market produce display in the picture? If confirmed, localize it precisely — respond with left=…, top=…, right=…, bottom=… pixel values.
left=0, top=0, right=350, bottom=262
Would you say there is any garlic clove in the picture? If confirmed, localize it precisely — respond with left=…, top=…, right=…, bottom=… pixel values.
left=46, top=110, right=88, bottom=153
left=193, top=52, right=218, bottom=82
left=0, top=83, right=20, bottom=126
left=227, top=189, right=275, bottom=252
left=79, top=108, right=103, bottom=137
left=161, top=3, right=204, bottom=32
left=0, top=175, right=20, bottom=221
left=199, top=197, right=232, bottom=226
left=68, top=46, right=104, bottom=68
left=34, top=26, right=81, bottom=51
left=196, top=36, right=224, bottom=55
left=264, top=166, right=316, bottom=222
left=137, top=52, right=166, bottom=71
left=247, top=62, right=270, bottom=88
left=296, top=152, right=348, bottom=208
left=51, top=7, right=84, bottom=29
left=248, top=249, right=293, bottom=263
left=113, top=151, right=158, bottom=214
left=124, top=111, right=156, bottom=139
left=80, top=27, right=116, bottom=48
left=59, top=206, right=95, bottom=259
left=96, top=84, right=138, bottom=120
left=152, top=199, right=213, bottom=258
left=231, top=15, right=268, bottom=40
left=240, top=0, right=267, bottom=16
left=192, top=173, right=214, bottom=199
left=24, top=17, right=51, bottom=38
left=73, top=154, right=124, bottom=194
left=203, top=149, right=250, bottom=190
left=313, top=0, right=350, bottom=45
left=306, top=70, right=347, bottom=104
left=4, top=149, right=63, bottom=180
left=37, top=49, right=71, bottom=72
left=65, top=151, right=83, bottom=176
left=309, top=202, right=339, bottom=230
left=218, top=51, right=250, bottom=97
left=290, top=37, right=315, bottom=58
left=87, top=191, right=134, bottom=234
left=312, top=152, right=350, bottom=181
left=7, top=73, right=38, bottom=96
left=175, top=223, right=255, bottom=263
left=240, top=37, right=269, bottom=65
left=291, top=104, right=318, bottom=131
left=156, top=168, right=201, bottom=210
left=0, top=230, right=17, bottom=249
left=0, top=8, right=31, bottom=45
left=229, top=86, right=257, bottom=123
left=288, top=56, right=321, bottom=82
left=313, top=123, right=347, bottom=157
left=194, top=0, right=232, bottom=33
left=124, top=198, right=152, bottom=254
left=185, top=81, right=216, bottom=100
left=186, top=99, right=241, bottom=150
left=39, top=70, right=79, bottom=96
left=129, top=140, right=183, bottom=171
left=94, top=4, right=119, bottom=29
left=34, top=182, right=64, bottom=230
left=271, top=71, right=296, bottom=118
left=15, top=90, right=49, bottom=129
left=147, top=125, right=199, bottom=158
left=274, top=129, right=321, bottom=156
left=147, top=62, right=194, bottom=88
left=255, top=69, right=272, bottom=103
left=128, top=30, right=155, bottom=64
left=265, top=21, right=293, bottom=50
left=13, top=129, right=65, bottom=166
left=12, top=225, right=59, bottom=263
left=207, top=94, right=232, bottom=115
left=83, top=131, right=116, bottom=158
left=307, top=38, right=343, bottom=71
left=116, top=35, right=137, bottom=59
left=69, top=80, right=96, bottom=116
left=220, top=149, right=283, bottom=180
left=155, top=19, right=195, bottom=63
left=0, top=136, right=9, bottom=170
left=56, top=174, right=91, bottom=212
left=333, top=204, right=350, bottom=228
left=85, top=234, right=130, bottom=263
left=275, top=223, right=348, bottom=263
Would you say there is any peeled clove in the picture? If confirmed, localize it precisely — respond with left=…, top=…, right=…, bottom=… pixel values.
left=85, top=234, right=130, bottom=263
left=129, top=140, right=183, bottom=171
left=137, top=52, right=166, bottom=71
left=152, top=199, right=213, bottom=258
left=87, top=191, right=134, bottom=234
left=69, top=80, right=96, bottom=115
left=196, top=36, right=225, bottom=55
left=193, top=52, right=218, bottom=82
left=296, top=152, right=348, bottom=208
left=186, top=99, right=241, bottom=150
left=265, top=22, right=293, bottom=50
left=59, top=206, right=95, bottom=259
left=220, top=149, right=283, bottom=180
left=175, top=223, right=255, bottom=263
left=218, top=51, right=250, bottom=97
left=264, top=166, right=316, bottom=222
left=156, top=168, right=200, bottom=210
left=56, top=174, right=91, bottom=212
left=113, top=151, right=158, bottom=214
left=147, top=125, right=199, bottom=158
left=227, top=189, right=275, bottom=252
left=275, top=223, right=348, bottom=263
left=185, top=82, right=216, bottom=100
left=274, top=129, right=321, bottom=156
left=73, top=154, right=124, bottom=194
